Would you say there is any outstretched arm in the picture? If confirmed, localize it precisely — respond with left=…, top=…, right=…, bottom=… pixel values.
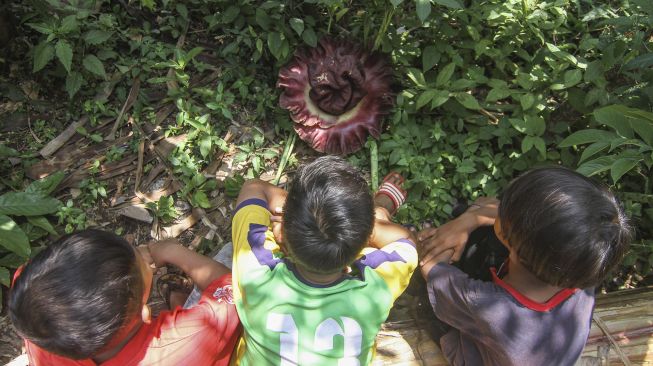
left=418, top=197, right=498, bottom=273
left=236, top=179, right=287, bottom=213
left=148, top=240, right=230, bottom=292
left=368, top=207, right=416, bottom=249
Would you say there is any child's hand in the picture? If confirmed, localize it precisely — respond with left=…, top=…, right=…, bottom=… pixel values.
left=418, top=218, right=473, bottom=266
left=270, top=206, right=284, bottom=244
left=147, top=240, right=179, bottom=268
left=137, top=245, right=157, bottom=272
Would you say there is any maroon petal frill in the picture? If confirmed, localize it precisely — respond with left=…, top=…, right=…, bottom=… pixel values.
left=277, top=39, right=394, bottom=155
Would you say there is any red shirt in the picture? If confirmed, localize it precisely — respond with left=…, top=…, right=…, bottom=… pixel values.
left=24, top=274, right=241, bottom=366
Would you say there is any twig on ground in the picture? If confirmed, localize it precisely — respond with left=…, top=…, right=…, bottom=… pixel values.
left=40, top=73, right=121, bottom=157
left=107, top=77, right=141, bottom=140
left=134, top=140, right=145, bottom=193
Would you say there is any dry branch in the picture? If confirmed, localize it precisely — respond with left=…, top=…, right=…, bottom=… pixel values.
left=40, top=73, right=121, bottom=157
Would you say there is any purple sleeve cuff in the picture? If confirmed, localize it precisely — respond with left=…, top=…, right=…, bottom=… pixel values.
left=234, top=198, right=268, bottom=216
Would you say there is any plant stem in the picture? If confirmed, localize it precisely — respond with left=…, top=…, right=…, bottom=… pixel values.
left=370, top=139, right=378, bottom=191
left=273, top=133, right=296, bottom=186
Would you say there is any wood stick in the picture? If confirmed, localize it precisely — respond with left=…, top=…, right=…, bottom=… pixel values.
left=107, top=77, right=141, bottom=140
left=40, top=73, right=121, bottom=157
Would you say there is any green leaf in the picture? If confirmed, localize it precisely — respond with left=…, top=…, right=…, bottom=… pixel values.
left=416, top=89, right=449, bottom=110
left=435, top=62, right=455, bottom=87
left=434, top=0, right=463, bottom=8
left=0, top=215, right=30, bottom=258
left=33, top=41, right=55, bottom=73
left=84, top=30, right=113, bottom=45
left=55, top=40, right=73, bottom=74
left=422, top=45, right=439, bottom=72
left=0, top=267, right=9, bottom=287
left=610, top=158, right=640, bottom=183
left=27, top=22, right=52, bottom=34
left=0, top=144, right=18, bottom=158
left=26, top=216, right=58, bottom=236
left=522, top=135, right=534, bottom=153
left=559, top=129, right=617, bottom=147
left=416, top=0, right=432, bottom=22
left=624, top=53, right=653, bottom=70
left=407, top=68, right=426, bottom=88
left=58, top=15, right=78, bottom=34
left=486, top=88, right=511, bottom=102
left=289, top=18, right=304, bottom=36
left=199, top=135, right=212, bottom=158
left=0, top=253, right=27, bottom=268
left=594, top=106, right=635, bottom=138
left=454, top=92, right=480, bottom=110
left=579, top=141, right=610, bottom=164
left=65, top=71, right=84, bottom=99
left=0, top=192, right=62, bottom=216
left=255, top=8, right=270, bottom=30
left=267, top=32, right=283, bottom=60
left=577, top=156, right=616, bottom=177
left=83, top=54, right=106, bottom=78
left=563, top=69, right=583, bottom=88
left=26, top=171, right=65, bottom=195
left=192, top=191, right=211, bottom=209
left=524, top=115, right=545, bottom=136
left=390, top=0, right=404, bottom=6
left=302, top=28, right=317, bottom=47
left=520, top=93, right=535, bottom=110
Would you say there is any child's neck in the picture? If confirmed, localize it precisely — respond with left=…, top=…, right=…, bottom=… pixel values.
left=502, top=256, right=564, bottom=303
left=296, top=265, right=344, bottom=285
left=92, top=321, right=144, bottom=363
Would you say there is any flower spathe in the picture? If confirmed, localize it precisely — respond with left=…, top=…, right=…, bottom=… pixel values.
left=277, top=38, right=394, bottom=155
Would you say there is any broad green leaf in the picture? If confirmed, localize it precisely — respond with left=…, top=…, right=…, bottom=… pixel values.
left=58, top=15, right=78, bottom=34
left=564, top=69, right=583, bottom=88
left=407, top=68, right=426, bottom=88
left=577, top=156, right=616, bottom=177
left=0, top=215, right=30, bottom=258
left=630, top=118, right=653, bottom=146
left=416, top=0, right=432, bottom=22
left=176, top=3, right=189, bottom=19
left=192, top=191, right=211, bottom=209
left=302, top=28, right=317, bottom=47
left=26, top=171, right=65, bottom=195
left=416, top=90, right=436, bottom=110
left=559, top=129, right=617, bottom=147
left=610, top=158, right=640, bottom=183
left=431, top=91, right=450, bottom=109
left=624, top=53, right=653, bottom=70
left=84, top=30, right=113, bottom=45
left=222, top=6, right=240, bottom=23
left=65, top=71, right=84, bottom=98
left=532, top=136, right=546, bottom=157
left=27, top=22, right=52, bottom=34
left=524, top=115, right=545, bottom=136
left=0, top=144, right=18, bottom=158
left=0, top=254, right=26, bottom=268
left=33, top=42, right=54, bottom=73
left=390, top=0, right=404, bottom=6
left=522, top=135, right=534, bottom=153
left=422, top=45, right=439, bottom=72
left=454, top=93, right=480, bottom=110
left=55, top=40, right=73, bottom=74
left=83, top=54, right=107, bottom=78
left=435, top=62, right=455, bottom=87
left=26, top=216, right=58, bottom=236
left=289, top=18, right=304, bottom=36
left=0, top=267, right=9, bottom=287
left=417, top=89, right=448, bottom=110
left=520, top=93, right=535, bottom=110
left=267, top=32, right=283, bottom=60
left=594, top=105, right=634, bottom=138
left=199, top=135, right=212, bottom=158
left=255, top=8, right=270, bottom=30
left=486, top=88, right=511, bottom=102
left=579, top=141, right=610, bottom=164
left=0, top=192, right=62, bottom=216
left=434, top=0, right=463, bottom=8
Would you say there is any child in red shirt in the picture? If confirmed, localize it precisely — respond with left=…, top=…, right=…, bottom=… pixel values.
left=9, top=230, right=241, bottom=366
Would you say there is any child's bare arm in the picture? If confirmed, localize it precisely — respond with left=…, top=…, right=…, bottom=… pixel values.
left=418, top=197, right=499, bottom=266
left=368, top=214, right=416, bottom=249
left=149, top=240, right=230, bottom=292
left=236, top=179, right=287, bottom=212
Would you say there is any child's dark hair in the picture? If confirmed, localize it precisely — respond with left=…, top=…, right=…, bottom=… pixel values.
left=9, top=230, right=144, bottom=359
left=499, top=167, right=632, bottom=288
left=283, top=155, right=374, bottom=273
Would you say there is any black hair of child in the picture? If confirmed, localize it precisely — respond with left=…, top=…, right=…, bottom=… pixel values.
left=9, top=229, right=145, bottom=359
left=283, top=155, right=375, bottom=274
left=499, top=166, right=632, bottom=289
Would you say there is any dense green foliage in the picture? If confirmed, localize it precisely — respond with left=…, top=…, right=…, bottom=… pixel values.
left=1, top=0, right=651, bottom=291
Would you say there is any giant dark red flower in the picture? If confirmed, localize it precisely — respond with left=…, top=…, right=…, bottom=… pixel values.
left=277, top=39, right=395, bottom=155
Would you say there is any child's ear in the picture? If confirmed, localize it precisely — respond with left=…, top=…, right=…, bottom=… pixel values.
left=494, top=218, right=510, bottom=249
left=141, top=304, right=152, bottom=324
